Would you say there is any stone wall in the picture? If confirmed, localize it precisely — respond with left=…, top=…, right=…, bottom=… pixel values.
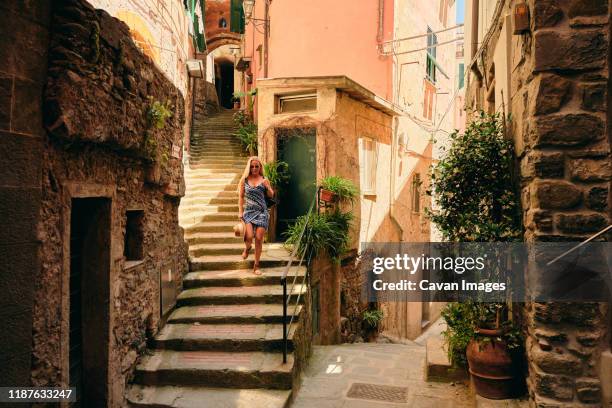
left=29, top=0, right=189, bottom=405
left=464, top=0, right=610, bottom=406
left=0, top=0, right=51, bottom=389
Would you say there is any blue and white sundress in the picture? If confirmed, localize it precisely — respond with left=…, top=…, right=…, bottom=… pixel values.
left=242, top=178, right=269, bottom=230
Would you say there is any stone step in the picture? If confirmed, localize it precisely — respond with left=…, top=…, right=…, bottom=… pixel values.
left=185, top=184, right=239, bottom=193
left=425, top=337, right=468, bottom=382
left=184, top=221, right=237, bottom=234
left=151, top=323, right=296, bottom=352
left=176, top=284, right=306, bottom=306
left=184, top=171, right=242, bottom=180
left=189, top=254, right=288, bottom=271
left=183, top=266, right=306, bottom=288
left=180, top=196, right=237, bottom=206
left=182, top=190, right=238, bottom=199
left=127, top=385, right=291, bottom=408
left=184, top=232, right=241, bottom=245
left=133, top=349, right=294, bottom=389
left=180, top=204, right=239, bottom=213
left=180, top=211, right=237, bottom=225
left=187, top=161, right=246, bottom=169
left=188, top=242, right=246, bottom=257
left=185, top=163, right=244, bottom=170
left=168, top=304, right=302, bottom=324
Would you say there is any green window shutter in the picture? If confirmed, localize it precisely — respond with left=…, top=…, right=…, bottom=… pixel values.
left=230, top=0, right=245, bottom=34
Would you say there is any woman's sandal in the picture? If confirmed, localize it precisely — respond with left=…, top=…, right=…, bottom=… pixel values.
left=241, top=246, right=251, bottom=260
left=253, top=263, right=262, bottom=276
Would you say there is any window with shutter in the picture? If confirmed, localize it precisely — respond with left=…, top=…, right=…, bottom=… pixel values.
left=359, top=137, right=378, bottom=195
left=230, top=0, right=245, bottom=34
left=411, top=173, right=421, bottom=213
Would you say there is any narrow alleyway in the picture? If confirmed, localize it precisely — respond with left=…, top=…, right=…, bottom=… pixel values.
left=127, top=110, right=306, bottom=407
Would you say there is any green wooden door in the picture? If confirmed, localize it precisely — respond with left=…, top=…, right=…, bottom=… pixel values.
left=276, top=128, right=316, bottom=239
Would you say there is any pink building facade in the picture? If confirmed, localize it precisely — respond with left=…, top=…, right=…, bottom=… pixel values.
left=242, top=0, right=395, bottom=107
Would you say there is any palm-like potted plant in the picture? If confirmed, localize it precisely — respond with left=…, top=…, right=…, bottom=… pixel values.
left=319, top=176, right=359, bottom=204
left=428, top=112, right=524, bottom=399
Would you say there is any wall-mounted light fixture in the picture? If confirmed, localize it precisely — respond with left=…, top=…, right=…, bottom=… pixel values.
left=243, top=0, right=255, bottom=20
left=513, top=3, right=530, bottom=34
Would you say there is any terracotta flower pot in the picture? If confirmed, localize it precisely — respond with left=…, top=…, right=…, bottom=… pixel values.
left=466, top=328, right=520, bottom=399
left=320, top=189, right=338, bottom=203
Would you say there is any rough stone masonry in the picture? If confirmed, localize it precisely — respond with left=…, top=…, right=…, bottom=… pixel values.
left=19, top=0, right=189, bottom=405
left=465, top=0, right=610, bottom=406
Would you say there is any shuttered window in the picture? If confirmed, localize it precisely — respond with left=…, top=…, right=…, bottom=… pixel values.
left=359, top=137, right=378, bottom=196
left=230, top=0, right=245, bottom=34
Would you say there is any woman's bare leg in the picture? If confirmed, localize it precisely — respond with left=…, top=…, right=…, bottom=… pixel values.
left=253, top=226, right=265, bottom=275
left=242, top=223, right=254, bottom=259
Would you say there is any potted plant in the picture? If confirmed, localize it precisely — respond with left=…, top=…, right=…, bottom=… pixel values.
left=319, top=176, right=359, bottom=204
left=428, top=112, right=524, bottom=399
left=362, top=308, right=384, bottom=341
left=283, top=210, right=353, bottom=263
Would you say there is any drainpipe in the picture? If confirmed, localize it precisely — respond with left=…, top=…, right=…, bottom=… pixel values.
left=389, top=116, right=404, bottom=241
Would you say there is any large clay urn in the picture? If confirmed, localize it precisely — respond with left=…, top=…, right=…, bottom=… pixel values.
left=466, top=328, right=519, bottom=399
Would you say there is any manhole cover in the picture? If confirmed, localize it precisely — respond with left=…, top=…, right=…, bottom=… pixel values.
left=346, top=382, right=408, bottom=403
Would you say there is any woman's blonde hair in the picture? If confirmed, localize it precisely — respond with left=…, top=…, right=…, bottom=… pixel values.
left=238, top=156, right=265, bottom=192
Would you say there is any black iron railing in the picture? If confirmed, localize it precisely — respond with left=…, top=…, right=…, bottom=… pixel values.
left=280, top=191, right=317, bottom=363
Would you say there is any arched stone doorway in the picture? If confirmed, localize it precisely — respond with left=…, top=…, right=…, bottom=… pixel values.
left=215, top=58, right=235, bottom=109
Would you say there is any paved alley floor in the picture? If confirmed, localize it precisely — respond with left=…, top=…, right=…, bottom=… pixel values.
left=291, top=342, right=473, bottom=408
left=291, top=340, right=529, bottom=408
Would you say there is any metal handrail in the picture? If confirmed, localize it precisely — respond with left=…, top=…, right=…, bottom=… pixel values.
left=281, top=190, right=318, bottom=364
left=546, top=224, right=612, bottom=266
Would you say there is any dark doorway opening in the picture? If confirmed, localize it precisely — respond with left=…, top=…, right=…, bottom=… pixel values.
left=276, top=128, right=316, bottom=238
left=215, top=60, right=235, bottom=109
left=70, top=198, right=111, bottom=407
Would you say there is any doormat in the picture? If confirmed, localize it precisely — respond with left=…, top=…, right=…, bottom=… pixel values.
left=346, top=382, right=408, bottom=403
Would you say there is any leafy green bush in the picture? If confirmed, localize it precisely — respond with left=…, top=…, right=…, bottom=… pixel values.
left=362, top=309, right=384, bottom=329
left=428, top=112, right=524, bottom=366
left=283, top=210, right=353, bottom=263
left=234, top=122, right=258, bottom=155
left=320, top=176, right=359, bottom=203
left=263, top=161, right=290, bottom=189
left=427, top=112, right=521, bottom=242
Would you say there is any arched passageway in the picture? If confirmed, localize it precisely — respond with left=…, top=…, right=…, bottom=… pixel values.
left=215, top=59, right=235, bottom=109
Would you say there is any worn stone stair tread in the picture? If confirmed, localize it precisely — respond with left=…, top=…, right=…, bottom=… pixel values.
left=134, top=349, right=294, bottom=389
left=127, top=385, right=291, bottom=408
left=183, top=266, right=306, bottom=287
left=177, top=284, right=306, bottom=305
left=189, top=251, right=290, bottom=270
left=152, top=323, right=297, bottom=350
left=185, top=266, right=306, bottom=280
left=168, top=304, right=302, bottom=324
left=184, top=221, right=237, bottom=234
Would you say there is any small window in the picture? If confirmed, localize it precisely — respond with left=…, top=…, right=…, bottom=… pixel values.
left=426, top=27, right=437, bottom=83
left=411, top=174, right=421, bottom=213
left=458, top=63, right=465, bottom=89
left=359, top=137, right=378, bottom=195
left=219, top=17, right=227, bottom=28
left=124, top=210, right=144, bottom=261
left=276, top=93, right=317, bottom=114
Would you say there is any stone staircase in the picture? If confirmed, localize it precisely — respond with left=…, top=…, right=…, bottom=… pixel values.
left=127, top=110, right=306, bottom=408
